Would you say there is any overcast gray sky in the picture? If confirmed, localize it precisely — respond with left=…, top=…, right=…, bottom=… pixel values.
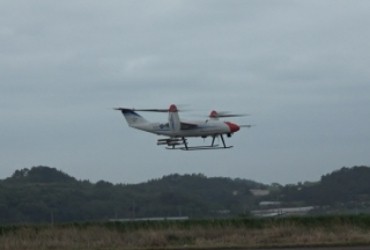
left=1, top=0, right=370, bottom=185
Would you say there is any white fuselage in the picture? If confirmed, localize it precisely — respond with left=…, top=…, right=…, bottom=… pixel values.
left=130, top=119, right=232, bottom=138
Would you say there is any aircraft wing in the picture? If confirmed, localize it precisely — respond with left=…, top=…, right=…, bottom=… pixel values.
left=180, top=122, right=199, bottom=130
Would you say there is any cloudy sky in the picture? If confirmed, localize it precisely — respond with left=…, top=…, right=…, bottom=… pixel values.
left=1, top=0, right=370, bottom=185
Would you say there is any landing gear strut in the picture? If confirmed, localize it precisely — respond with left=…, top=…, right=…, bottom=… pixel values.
left=182, top=137, right=188, bottom=150
left=211, top=135, right=227, bottom=148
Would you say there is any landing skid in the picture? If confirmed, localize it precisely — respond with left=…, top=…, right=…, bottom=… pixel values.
left=166, top=145, right=233, bottom=151
left=163, top=134, right=233, bottom=151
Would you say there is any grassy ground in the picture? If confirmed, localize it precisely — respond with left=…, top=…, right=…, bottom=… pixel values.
left=1, top=215, right=370, bottom=250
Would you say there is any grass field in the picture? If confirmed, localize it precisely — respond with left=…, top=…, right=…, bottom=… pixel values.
left=1, top=215, right=370, bottom=249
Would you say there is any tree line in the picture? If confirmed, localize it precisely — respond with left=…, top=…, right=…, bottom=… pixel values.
left=0, top=166, right=264, bottom=224
left=1, top=165, right=370, bottom=224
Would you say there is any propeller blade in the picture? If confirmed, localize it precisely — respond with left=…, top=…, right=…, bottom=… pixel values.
left=114, top=105, right=189, bottom=113
left=114, top=107, right=132, bottom=111
left=210, top=111, right=249, bottom=118
left=133, top=109, right=169, bottom=112
left=240, top=124, right=254, bottom=128
left=218, top=113, right=249, bottom=118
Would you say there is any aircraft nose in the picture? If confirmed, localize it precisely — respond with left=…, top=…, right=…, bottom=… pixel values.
left=225, top=122, right=240, bottom=133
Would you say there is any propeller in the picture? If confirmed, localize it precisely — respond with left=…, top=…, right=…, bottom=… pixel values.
left=131, top=108, right=169, bottom=112
left=114, top=104, right=189, bottom=113
left=240, top=124, right=254, bottom=128
left=209, top=110, right=249, bottom=118
left=114, top=107, right=170, bottom=112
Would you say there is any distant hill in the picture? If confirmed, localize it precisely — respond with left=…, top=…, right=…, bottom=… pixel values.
left=6, top=166, right=77, bottom=183
left=274, top=166, right=370, bottom=210
left=0, top=166, right=264, bottom=224
left=1, top=165, right=370, bottom=224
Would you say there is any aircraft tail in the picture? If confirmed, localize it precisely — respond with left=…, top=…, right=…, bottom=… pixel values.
left=168, top=104, right=181, bottom=132
left=115, top=108, right=148, bottom=127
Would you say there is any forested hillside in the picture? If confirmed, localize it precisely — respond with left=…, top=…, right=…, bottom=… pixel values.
left=0, top=166, right=264, bottom=224
left=275, top=166, right=370, bottom=207
left=1, top=165, right=370, bottom=224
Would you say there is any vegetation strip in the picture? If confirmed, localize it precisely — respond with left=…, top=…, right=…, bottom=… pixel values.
left=1, top=215, right=370, bottom=249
